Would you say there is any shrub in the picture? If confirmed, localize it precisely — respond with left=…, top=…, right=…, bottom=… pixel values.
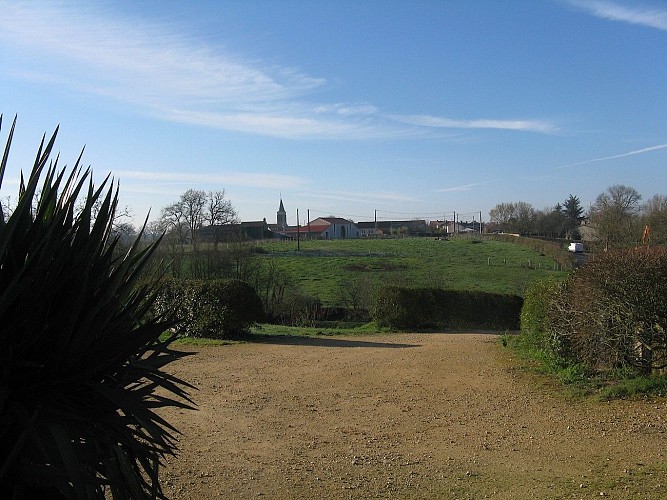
left=372, top=286, right=437, bottom=330
left=0, top=116, right=192, bottom=498
left=371, top=286, right=522, bottom=331
left=520, top=276, right=564, bottom=351
left=155, top=278, right=265, bottom=338
left=548, top=247, right=667, bottom=374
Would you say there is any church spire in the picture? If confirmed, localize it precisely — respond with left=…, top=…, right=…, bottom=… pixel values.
left=277, top=197, right=287, bottom=228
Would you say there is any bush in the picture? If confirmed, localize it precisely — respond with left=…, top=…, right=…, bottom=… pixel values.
left=155, top=278, right=265, bottom=338
left=520, top=276, right=564, bottom=351
left=548, top=247, right=667, bottom=374
left=371, top=286, right=522, bottom=331
left=0, top=116, right=192, bottom=498
left=371, top=286, right=437, bottom=330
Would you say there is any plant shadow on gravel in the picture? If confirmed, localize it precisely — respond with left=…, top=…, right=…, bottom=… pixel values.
left=247, top=334, right=421, bottom=349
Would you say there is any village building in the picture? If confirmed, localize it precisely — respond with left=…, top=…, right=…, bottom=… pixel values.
left=357, top=220, right=429, bottom=237
left=199, top=220, right=272, bottom=242
left=199, top=199, right=484, bottom=242
left=429, top=220, right=482, bottom=234
left=309, top=217, right=361, bottom=239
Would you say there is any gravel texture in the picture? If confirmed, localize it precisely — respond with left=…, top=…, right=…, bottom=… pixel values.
left=159, top=333, right=667, bottom=499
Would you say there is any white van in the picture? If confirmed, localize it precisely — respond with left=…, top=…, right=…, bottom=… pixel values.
left=568, top=242, right=584, bottom=253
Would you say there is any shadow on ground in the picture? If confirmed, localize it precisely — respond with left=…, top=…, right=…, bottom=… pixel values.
left=248, top=334, right=420, bottom=349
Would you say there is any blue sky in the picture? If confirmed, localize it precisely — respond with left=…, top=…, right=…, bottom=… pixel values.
left=1, top=0, right=666, bottom=227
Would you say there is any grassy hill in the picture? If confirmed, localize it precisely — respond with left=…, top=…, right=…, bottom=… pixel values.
left=256, top=236, right=567, bottom=306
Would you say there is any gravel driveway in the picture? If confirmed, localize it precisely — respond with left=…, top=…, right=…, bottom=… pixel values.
left=159, top=333, right=667, bottom=499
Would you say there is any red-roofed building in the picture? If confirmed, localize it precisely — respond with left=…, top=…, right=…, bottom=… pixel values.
left=277, top=217, right=361, bottom=240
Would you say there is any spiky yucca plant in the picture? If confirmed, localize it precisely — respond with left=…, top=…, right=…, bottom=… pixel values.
left=0, top=116, right=193, bottom=499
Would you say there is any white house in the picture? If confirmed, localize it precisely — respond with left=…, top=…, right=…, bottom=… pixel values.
left=309, top=217, right=360, bottom=239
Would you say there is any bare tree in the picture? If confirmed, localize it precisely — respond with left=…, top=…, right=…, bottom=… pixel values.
left=181, top=189, right=207, bottom=249
left=489, top=201, right=535, bottom=234
left=514, top=201, right=535, bottom=234
left=489, top=202, right=515, bottom=232
left=204, top=189, right=239, bottom=248
left=1, top=195, right=12, bottom=219
left=160, top=199, right=188, bottom=250
left=590, top=185, right=642, bottom=250
left=533, top=206, right=565, bottom=238
left=642, top=194, right=667, bottom=245
left=160, top=188, right=238, bottom=250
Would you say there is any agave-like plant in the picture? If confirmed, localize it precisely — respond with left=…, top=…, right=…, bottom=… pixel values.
left=0, top=115, right=193, bottom=499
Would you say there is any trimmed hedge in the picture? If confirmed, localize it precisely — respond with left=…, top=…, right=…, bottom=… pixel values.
left=371, top=286, right=522, bottom=331
left=154, top=278, right=265, bottom=338
left=519, top=275, right=564, bottom=351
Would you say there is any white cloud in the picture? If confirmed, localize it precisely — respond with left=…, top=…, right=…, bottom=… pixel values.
left=114, top=170, right=307, bottom=189
left=0, top=2, right=412, bottom=140
left=162, top=109, right=389, bottom=140
left=0, top=2, right=560, bottom=140
left=313, top=104, right=379, bottom=116
left=556, top=143, right=667, bottom=169
left=437, top=182, right=490, bottom=193
left=297, top=190, right=418, bottom=205
left=568, top=1, right=667, bottom=31
left=0, top=3, right=321, bottom=105
left=389, top=114, right=559, bottom=134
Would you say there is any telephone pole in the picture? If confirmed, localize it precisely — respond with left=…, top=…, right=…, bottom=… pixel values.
left=296, top=208, right=300, bottom=251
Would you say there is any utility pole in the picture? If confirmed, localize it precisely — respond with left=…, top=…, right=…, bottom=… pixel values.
left=296, top=208, right=300, bottom=251
left=479, top=211, right=483, bottom=234
left=374, top=209, right=378, bottom=238
left=307, top=209, right=310, bottom=240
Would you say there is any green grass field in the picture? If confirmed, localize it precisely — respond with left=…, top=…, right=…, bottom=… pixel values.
left=255, top=236, right=567, bottom=306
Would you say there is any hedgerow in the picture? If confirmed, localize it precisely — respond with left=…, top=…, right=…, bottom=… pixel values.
left=154, top=278, right=265, bottom=338
left=371, top=286, right=522, bottom=331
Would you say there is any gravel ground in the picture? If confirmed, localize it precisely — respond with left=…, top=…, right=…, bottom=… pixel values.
left=158, top=333, right=667, bottom=499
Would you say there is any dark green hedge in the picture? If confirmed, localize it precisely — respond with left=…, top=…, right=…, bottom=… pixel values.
left=371, top=286, right=522, bottom=331
left=154, top=278, right=265, bottom=338
left=519, top=276, right=564, bottom=351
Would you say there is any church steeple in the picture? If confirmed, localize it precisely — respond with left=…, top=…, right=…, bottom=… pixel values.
left=277, top=198, right=287, bottom=229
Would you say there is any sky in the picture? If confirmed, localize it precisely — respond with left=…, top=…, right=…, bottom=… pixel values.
left=1, top=0, right=666, bottom=227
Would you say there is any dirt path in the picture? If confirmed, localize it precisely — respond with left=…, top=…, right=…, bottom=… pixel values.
left=159, top=334, right=667, bottom=499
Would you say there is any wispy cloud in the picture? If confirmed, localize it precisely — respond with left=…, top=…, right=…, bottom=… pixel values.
left=568, top=1, right=667, bottom=31
left=556, top=143, right=667, bottom=169
left=0, top=2, right=558, bottom=140
left=437, top=182, right=491, bottom=193
left=297, top=190, right=418, bottom=205
left=114, top=170, right=306, bottom=190
left=0, top=3, right=407, bottom=140
left=389, top=114, right=559, bottom=134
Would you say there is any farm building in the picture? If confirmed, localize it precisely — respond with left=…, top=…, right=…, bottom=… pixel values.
left=357, top=220, right=429, bottom=237
left=270, top=214, right=361, bottom=240
left=199, top=220, right=273, bottom=242
left=310, top=217, right=361, bottom=239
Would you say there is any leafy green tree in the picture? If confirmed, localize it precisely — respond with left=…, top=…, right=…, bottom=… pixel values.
left=0, top=116, right=192, bottom=498
left=560, top=194, right=584, bottom=240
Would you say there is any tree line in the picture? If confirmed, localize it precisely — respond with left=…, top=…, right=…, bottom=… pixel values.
left=488, top=185, right=667, bottom=249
